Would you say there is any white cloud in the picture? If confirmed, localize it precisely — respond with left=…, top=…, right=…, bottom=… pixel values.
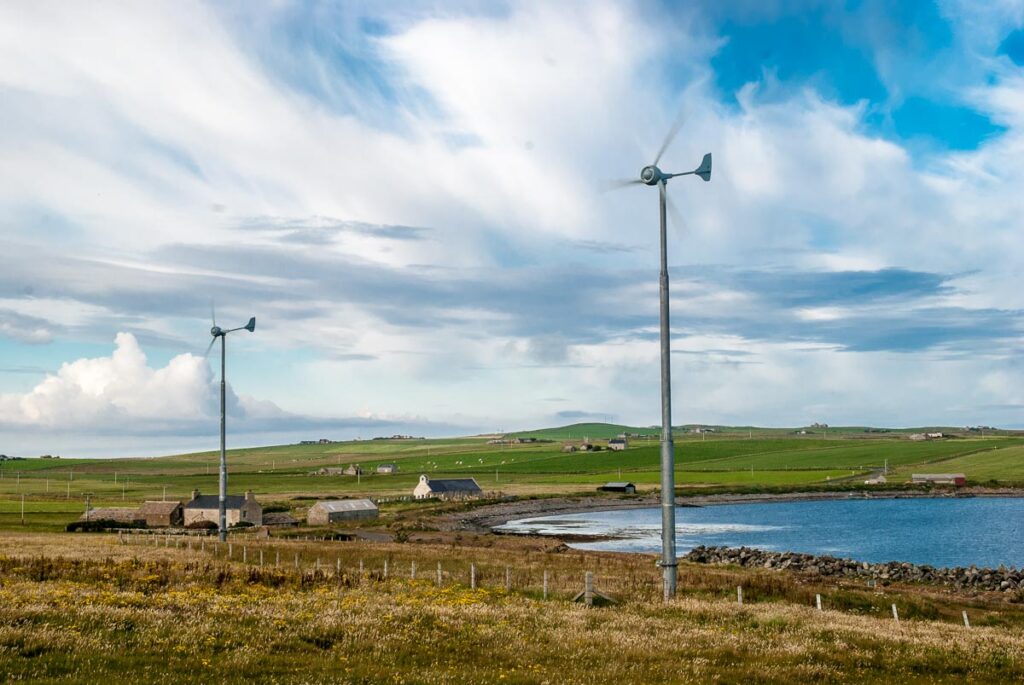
left=0, top=332, right=225, bottom=429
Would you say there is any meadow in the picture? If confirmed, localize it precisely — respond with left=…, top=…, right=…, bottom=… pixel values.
left=1, top=425, right=1022, bottom=533
left=2, top=532, right=1024, bottom=684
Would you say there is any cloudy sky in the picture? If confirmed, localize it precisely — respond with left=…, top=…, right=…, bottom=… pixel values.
left=2, top=0, right=1024, bottom=457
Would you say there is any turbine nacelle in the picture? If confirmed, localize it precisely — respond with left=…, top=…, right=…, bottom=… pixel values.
left=210, top=325, right=223, bottom=338
left=640, top=165, right=664, bottom=186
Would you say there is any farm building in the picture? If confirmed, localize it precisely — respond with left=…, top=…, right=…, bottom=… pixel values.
left=306, top=499, right=379, bottom=525
left=598, top=482, right=636, bottom=494
left=608, top=438, right=628, bottom=451
left=79, top=507, right=144, bottom=525
left=912, top=473, right=967, bottom=486
left=313, top=467, right=345, bottom=476
left=413, top=475, right=482, bottom=500
left=376, top=463, right=398, bottom=474
left=343, top=464, right=363, bottom=476
left=138, top=501, right=183, bottom=527
left=562, top=444, right=577, bottom=453
left=184, top=490, right=263, bottom=527
left=864, top=475, right=887, bottom=485
left=262, top=512, right=299, bottom=527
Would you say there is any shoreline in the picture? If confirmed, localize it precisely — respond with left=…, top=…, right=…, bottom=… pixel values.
left=442, top=486, right=1024, bottom=534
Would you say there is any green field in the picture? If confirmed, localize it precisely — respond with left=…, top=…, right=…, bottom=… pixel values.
left=1, top=424, right=1022, bottom=532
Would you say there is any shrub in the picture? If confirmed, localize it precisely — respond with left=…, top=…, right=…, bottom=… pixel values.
left=231, top=521, right=255, bottom=529
left=186, top=520, right=218, bottom=531
left=66, top=519, right=145, bottom=532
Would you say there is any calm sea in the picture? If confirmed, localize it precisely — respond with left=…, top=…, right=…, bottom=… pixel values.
left=497, top=497, right=1024, bottom=568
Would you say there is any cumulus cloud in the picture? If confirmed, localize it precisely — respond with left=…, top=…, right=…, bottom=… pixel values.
left=0, top=332, right=226, bottom=431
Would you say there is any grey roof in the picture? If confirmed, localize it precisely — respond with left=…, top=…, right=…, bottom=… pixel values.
left=426, top=478, right=481, bottom=493
left=911, top=473, right=966, bottom=479
left=81, top=507, right=142, bottom=522
left=139, top=501, right=182, bottom=514
left=310, top=499, right=378, bottom=513
left=185, top=495, right=248, bottom=510
left=602, top=482, right=635, bottom=488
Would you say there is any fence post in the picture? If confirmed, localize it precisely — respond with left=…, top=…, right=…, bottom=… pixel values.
left=336, top=558, right=341, bottom=575
left=411, top=561, right=417, bottom=580
left=543, top=570, right=549, bottom=600
left=816, top=594, right=822, bottom=611
left=471, top=563, right=476, bottom=590
left=359, top=559, right=364, bottom=575
left=891, top=604, right=899, bottom=624
left=260, top=549, right=264, bottom=567
left=384, top=559, right=388, bottom=579
left=294, top=553, right=299, bottom=569
left=505, top=567, right=511, bottom=591
left=228, top=543, right=233, bottom=559
left=275, top=549, right=279, bottom=567
left=437, top=562, right=442, bottom=586
left=243, top=546, right=247, bottom=563
left=737, top=586, right=743, bottom=605
left=585, top=571, right=594, bottom=607
left=962, top=610, right=970, bottom=628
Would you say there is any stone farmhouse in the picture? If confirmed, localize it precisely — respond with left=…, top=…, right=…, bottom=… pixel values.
left=184, top=490, right=263, bottom=527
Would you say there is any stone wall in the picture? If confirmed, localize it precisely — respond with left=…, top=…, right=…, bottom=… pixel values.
left=684, top=545, right=1024, bottom=593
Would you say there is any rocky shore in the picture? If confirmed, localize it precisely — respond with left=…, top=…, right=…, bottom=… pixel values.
left=685, top=545, right=1024, bottom=593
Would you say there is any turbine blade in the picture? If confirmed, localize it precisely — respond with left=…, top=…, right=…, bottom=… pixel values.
left=652, top=108, right=687, bottom=166
left=210, top=300, right=217, bottom=328
left=204, top=337, right=216, bottom=358
left=599, top=178, right=642, bottom=193
left=665, top=192, right=689, bottom=240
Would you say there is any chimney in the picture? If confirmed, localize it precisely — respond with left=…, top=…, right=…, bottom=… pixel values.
left=245, top=489, right=255, bottom=502
left=191, top=489, right=200, bottom=501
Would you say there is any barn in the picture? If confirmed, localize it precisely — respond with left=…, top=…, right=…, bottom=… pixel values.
left=306, top=499, right=379, bottom=525
left=137, top=501, right=183, bottom=527
left=598, top=482, right=636, bottom=494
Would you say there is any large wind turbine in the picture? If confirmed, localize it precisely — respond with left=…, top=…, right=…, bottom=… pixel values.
left=206, top=310, right=256, bottom=542
left=612, top=124, right=711, bottom=600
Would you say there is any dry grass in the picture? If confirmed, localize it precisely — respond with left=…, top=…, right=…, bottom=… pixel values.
left=1, top=533, right=1023, bottom=683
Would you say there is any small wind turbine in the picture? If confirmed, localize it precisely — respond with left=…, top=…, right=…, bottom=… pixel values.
left=206, top=307, right=256, bottom=542
left=608, top=118, right=712, bottom=601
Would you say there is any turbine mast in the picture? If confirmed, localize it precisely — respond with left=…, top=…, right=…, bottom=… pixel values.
left=658, top=179, right=677, bottom=600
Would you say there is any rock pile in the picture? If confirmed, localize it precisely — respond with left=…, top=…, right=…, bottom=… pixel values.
left=684, top=545, right=1024, bottom=593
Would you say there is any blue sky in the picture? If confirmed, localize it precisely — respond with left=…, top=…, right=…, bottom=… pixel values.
left=2, top=0, right=1024, bottom=456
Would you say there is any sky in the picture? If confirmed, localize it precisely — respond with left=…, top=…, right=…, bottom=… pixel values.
left=2, top=0, right=1024, bottom=457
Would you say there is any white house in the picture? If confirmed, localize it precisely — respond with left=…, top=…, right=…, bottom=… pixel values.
left=413, top=475, right=482, bottom=500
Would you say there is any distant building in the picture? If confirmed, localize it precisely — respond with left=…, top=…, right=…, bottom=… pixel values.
left=608, top=438, right=627, bottom=451
left=342, top=464, right=363, bottom=477
left=909, top=433, right=927, bottom=441
left=864, top=475, right=887, bottom=485
left=911, top=473, right=967, bottom=486
left=562, top=444, right=577, bottom=453
left=138, top=501, right=183, bottom=527
left=314, top=467, right=346, bottom=476
left=598, top=482, right=636, bottom=494
left=184, top=490, right=262, bottom=527
left=376, top=463, right=398, bottom=475
left=307, top=499, right=379, bottom=525
left=413, top=475, right=482, bottom=500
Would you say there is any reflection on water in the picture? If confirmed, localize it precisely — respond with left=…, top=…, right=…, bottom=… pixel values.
left=496, top=497, right=1024, bottom=567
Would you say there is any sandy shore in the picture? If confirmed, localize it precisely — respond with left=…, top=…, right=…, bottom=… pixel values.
left=441, top=486, right=1024, bottom=534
